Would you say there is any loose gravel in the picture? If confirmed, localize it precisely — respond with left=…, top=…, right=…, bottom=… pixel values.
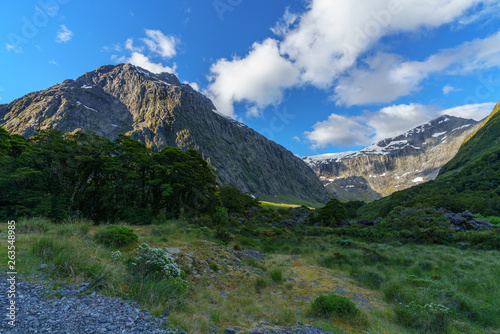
left=0, top=274, right=337, bottom=334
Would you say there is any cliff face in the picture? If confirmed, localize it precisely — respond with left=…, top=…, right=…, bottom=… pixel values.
left=303, top=115, right=480, bottom=202
left=0, top=64, right=330, bottom=204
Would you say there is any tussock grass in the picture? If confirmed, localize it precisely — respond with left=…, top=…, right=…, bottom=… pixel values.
left=17, top=216, right=50, bottom=234
left=3, top=217, right=500, bottom=333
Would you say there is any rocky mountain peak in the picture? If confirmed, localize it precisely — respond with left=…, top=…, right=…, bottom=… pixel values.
left=0, top=64, right=330, bottom=204
left=303, top=115, right=480, bottom=202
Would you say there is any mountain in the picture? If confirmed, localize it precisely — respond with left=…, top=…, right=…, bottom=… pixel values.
left=303, top=115, right=480, bottom=202
left=0, top=64, right=330, bottom=205
left=439, top=101, right=500, bottom=175
left=358, top=100, right=500, bottom=218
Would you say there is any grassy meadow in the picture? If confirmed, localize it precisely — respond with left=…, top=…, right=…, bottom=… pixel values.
left=1, top=209, right=499, bottom=334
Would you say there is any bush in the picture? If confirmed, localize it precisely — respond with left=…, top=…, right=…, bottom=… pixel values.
left=270, top=268, right=284, bottom=283
left=312, top=199, right=348, bottom=227
left=310, top=294, right=359, bottom=318
left=219, top=184, right=261, bottom=214
left=254, top=277, right=269, bottom=292
left=212, top=207, right=229, bottom=226
left=395, top=301, right=451, bottom=333
left=130, top=243, right=183, bottom=278
left=94, top=225, right=138, bottom=247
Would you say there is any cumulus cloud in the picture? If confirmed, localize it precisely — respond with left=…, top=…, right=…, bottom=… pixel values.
left=305, top=102, right=495, bottom=149
left=142, top=29, right=177, bottom=58
left=207, top=0, right=498, bottom=116
left=109, top=29, right=178, bottom=74
left=367, top=104, right=437, bottom=140
left=127, top=52, right=176, bottom=74
left=206, top=38, right=300, bottom=118
left=56, top=25, right=73, bottom=43
left=305, top=114, right=374, bottom=149
left=334, top=31, right=500, bottom=105
left=440, top=102, right=495, bottom=120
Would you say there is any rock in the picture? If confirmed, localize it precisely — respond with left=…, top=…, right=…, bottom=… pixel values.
left=278, top=219, right=297, bottom=228
left=0, top=273, right=169, bottom=334
left=296, top=219, right=306, bottom=225
left=249, top=330, right=263, bottom=334
left=356, top=220, right=374, bottom=226
left=462, top=210, right=475, bottom=219
left=224, top=328, right=237, bottom=334
left=38, top=264, right=48, bottom=270
left=303, top=115, right=479, bottom=202
left=472, top=218, right=497, bottom=229
left=450, top=214, right=467, bottom=225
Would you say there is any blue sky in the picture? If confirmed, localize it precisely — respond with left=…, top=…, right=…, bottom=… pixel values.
left=1, top=0, right=500, bottom=157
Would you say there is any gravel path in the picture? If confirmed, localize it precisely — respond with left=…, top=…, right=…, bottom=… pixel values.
left=0, top=275, right=171, bottom=334
left=0, top=274, right=337, bottom=334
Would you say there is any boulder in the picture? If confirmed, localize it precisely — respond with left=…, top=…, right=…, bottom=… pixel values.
left=278, top=219, right=298, bottom=228
left=472, top=218, right=497, bottom=229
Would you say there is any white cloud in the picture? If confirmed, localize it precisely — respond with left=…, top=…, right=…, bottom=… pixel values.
left=110, top=29, right=178, bottom=75
left=56, top=25, right=73, bottom=43
left=127, top=52, right=176, bottom=74
left=207, top=0, right=497, bottom=117
left=142, top=29, right=177, bottom=58
left=183, top=81, right=200, bottom=92
left=334, top=31, right=500, bottom=106
left=443, top=84, right=461, bottom=94
left=271, top=7, right=299, bottom=37
left=206, top=38, right=300, bottom=118
left=305, top=114, right=374, bottom=148
left=367, top=103, right=436, bottom=141
left=440, top=102, right=495, bottom=120
left=305, top=102, right=495, bottom=148
left=49, top=60, right=57, bottom=65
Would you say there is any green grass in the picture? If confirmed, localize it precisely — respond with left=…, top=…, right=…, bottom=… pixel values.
left=2, top=213, right=500, bottom=334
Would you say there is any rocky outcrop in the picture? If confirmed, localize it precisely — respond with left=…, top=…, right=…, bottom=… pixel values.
left=0, top=64, right=329, bottom=205
left=303, top=115, right=480, bottom=202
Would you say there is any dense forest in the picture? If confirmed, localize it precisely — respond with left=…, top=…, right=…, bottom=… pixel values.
left=0, top=128, right=222, bottom=223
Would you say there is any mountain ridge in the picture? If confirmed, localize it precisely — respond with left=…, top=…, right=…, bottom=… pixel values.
left=0, top=63, right=330, bottom=205
left=304, top=115, right=480, bottom=202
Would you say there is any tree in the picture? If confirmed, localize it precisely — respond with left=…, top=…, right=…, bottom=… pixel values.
left=314, top=198, right=348, bottom=227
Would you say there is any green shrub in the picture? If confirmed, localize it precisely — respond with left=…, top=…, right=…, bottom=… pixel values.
left=243, top=258, right=267, bottom=272
left=310, top=294, right=359, bottom=318
left=270, top=268, right=284, bottom=283
left=209, top=263, right=219, bottom=272
left=219, top=184, right=261, bottom=214
left=212, top=207, right=229, bottom=226
left=130, top=243, right=183, bottom=278
left=312, top=199, right=348, bottom=227
left=395, top=301, right=451, bottom=333
left=213, top=227, right=232, bottom=244
left=94, top=225, right=138, bottom=247
left=254, top=277, right=269, bottom=292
